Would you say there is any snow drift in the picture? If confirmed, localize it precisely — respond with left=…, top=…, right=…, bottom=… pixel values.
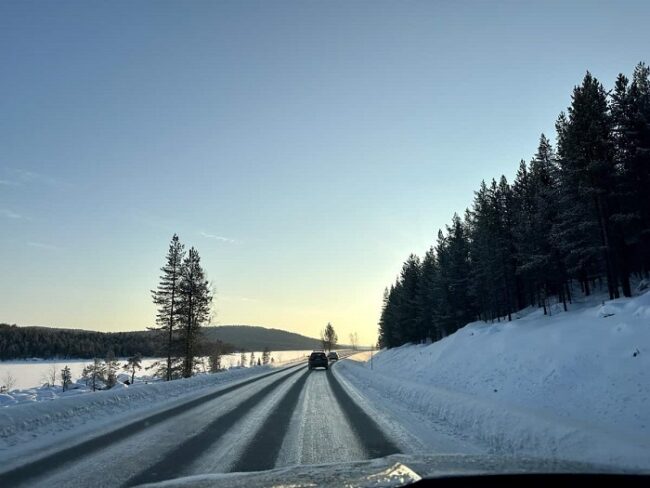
left=338, top=290, right=650, bottom=470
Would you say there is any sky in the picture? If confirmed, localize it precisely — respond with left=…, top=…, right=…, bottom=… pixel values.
left=1, top=1, right=649, bottom=345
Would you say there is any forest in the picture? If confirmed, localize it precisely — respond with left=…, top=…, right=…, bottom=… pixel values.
left=0, top=323, right=234, bottom=361
left=379, top=63, right=650, bottom=349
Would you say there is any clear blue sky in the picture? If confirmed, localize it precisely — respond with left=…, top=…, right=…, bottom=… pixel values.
left=1, top=1, right=649, bottom=344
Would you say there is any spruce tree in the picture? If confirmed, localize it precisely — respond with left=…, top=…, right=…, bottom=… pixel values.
left=556, top=72, right=623, bottom=298
left=415, top=247, right=440, bottom=341
left=61, top=365, right=72, bottom=392
left=210, top=350, right=221, bottom=373
left=611, top=63, right=650, bottom=278
left=262, top=347, right=271, bottom=365
left=105, top=350, right=120, bottom=388
left=395, top=254, right=421, bottom=343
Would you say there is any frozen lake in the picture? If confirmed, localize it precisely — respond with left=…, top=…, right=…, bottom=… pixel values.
left=0, top=350, right=312, bottom=391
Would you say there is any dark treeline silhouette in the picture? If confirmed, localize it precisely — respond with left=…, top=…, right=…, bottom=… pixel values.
left=202, top=325, right=323, bottom=351
left=0, top=323, right=234, bottom=361
left=0, top=324, right=159, bottom=360
left=379, top=63, right=650, bottom=349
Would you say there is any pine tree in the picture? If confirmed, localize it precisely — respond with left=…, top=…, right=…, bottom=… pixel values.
left=208, top=345, right=221, bottom=373
left=262, top=347, right=271, bottom=365
left=240, top=350, right=247, bottom=367
left=178, top=247, right=213, bottom=378
left=105, top=350, right=120, bottom=388
left=378, top=287, right=394, bottom=348
left=250, top=351, right=256, bottom=367
left=151, top=234, right=185, bottom=381
left=82, top=358, right=106, bottom=391
left=415, top=247, right=440, bottom=341
left=611, top=63, right=650, bottom=278
left=512, top=134, right=566, bottom=314
left=437, top=214, right=474, bottom=332
left=394, top=254, right=421, bottom=343
left=323, top=322, right=338, bottom=352
left=556, top=72, right=623, bottom=298
left=124, top=353, right=142, bottom=384
left=496, top=175, right=518, bottom=319
left=60, top=365, right=72, bottom=392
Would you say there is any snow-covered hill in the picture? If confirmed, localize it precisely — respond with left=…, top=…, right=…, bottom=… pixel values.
left=338, top=290, right=650, bottom=470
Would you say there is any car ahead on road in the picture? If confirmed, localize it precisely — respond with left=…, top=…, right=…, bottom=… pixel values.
left=308, top=351, right=328, bottom=370
left=327, top=351, right=339, bottom=361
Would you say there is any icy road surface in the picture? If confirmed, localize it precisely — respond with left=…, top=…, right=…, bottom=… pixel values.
left=0, top=357, right=482, bottom=487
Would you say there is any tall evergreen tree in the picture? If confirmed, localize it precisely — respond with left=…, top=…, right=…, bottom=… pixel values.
left=395, top=254, right=421, bottom=343
left=611, top=63, right=650, bottom=277
left=415, top=247, right=441, bottom=341
left=437, top=214, right=474, bottom=332
left=178, top=247, right=213, bottom=378
left=556, top=72, right=625, bottom=298
left=151, top=234, right=185, bottom=381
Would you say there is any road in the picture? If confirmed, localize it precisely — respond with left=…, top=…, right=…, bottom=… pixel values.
left=0, top=358, right=402, bottom=487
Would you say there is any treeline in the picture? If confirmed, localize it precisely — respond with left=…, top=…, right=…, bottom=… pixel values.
left=0, top=324, right=159, bottom=360
left=0, top=323, right=235, bottom=361
left=379, top=63, right=650, bottom=349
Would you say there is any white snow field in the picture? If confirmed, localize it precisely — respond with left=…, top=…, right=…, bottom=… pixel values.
left=0, top=349, right=312, bottom=393
left=0, top=353, right=312, bottom=465
left=337, top=290, right=650, bottom=470
left=0, top=366, right=270, bottom=453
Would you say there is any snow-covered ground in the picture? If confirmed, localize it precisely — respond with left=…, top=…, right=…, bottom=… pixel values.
left=0, top=349, right=311, bottom=395
left=0, top=360, right=306, bottom=464
left=337, top=290, right=650, bottom=470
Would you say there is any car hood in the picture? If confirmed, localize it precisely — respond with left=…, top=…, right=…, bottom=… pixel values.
left=136, top=453, right=637, bottom=487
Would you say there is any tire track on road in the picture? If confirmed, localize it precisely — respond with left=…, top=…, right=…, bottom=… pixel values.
left=326, top=365, right=401, bottom=459
left=230, top=370, right=310, bottom=472
left=125, top=366, right=307, bottom=486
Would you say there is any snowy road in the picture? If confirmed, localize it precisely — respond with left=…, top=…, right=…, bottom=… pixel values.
left=0, top=358, right=415, bottom=487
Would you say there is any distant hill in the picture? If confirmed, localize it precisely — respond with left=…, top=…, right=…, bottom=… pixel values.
left=203, top=325, right=323, bottom=352
left=0, top=323, right=165, bottom=360
left=0, top=322, right=325, bottom=359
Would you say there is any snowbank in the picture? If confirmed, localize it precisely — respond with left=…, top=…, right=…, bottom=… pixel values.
left=0, top=366, right=275, bottom=453
left=338, top=291, right=650, bottom=470
left=0, top=350, right=311, bottom=391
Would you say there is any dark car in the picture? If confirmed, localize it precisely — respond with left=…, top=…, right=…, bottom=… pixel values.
left=327, top=351, right=339, bottom=361
left=308, top=351, right=328, bottom=370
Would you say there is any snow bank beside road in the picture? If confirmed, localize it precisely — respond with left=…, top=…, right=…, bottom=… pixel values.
left=0, top=366, right=274, bottom=455
left=338, top=291, right=650, bottom=469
